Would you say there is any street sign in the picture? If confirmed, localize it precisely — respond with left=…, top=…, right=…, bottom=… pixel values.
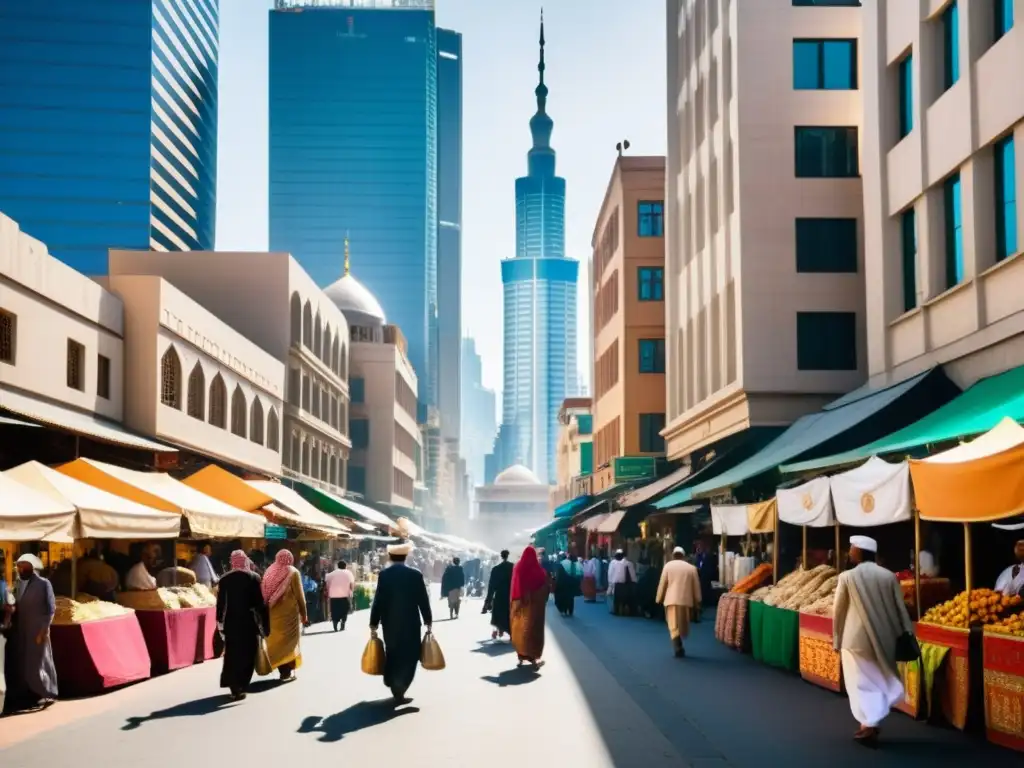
left=614, top=456, right=656, bottom=483
left=264, top=524, right=288, bottom=540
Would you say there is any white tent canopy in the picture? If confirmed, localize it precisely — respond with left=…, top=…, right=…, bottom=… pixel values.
left=6, top=461, right=181, bottom=539
left=710, top=505, right=749, bottom=536
left=0, top=473, right=77, bottom=542
left=247, top=480, right=349, bottom=536
left=777, top=475, right=835, bottom=527
left=829, top=456, right=912, bottom=527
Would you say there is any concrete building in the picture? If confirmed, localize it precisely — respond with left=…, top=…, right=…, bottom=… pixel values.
left=473, top=463, right=551, bottom=550
left=663, top=0, right=866, bottom=462
left=552, top=397, right=593, bottom=508
left=323, top=248, right=420, bottom=511
left=106, top=274, right=285, bottom=476
left=861, top=0, right=1024, bottom=387
left=107, top=249, right=352, bottom=495
left=591, top=156, right=668, bottom=492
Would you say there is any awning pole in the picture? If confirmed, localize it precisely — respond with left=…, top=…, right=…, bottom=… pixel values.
left=71, top=542, right=78, bottom=600
left=801, top=525, right=808, bottom=569
left=834, top=520, right=840, bottom=571
left=963, top=522, right=973, bottom=628
left=771, top=506, right=778, bottom=585
left=913, top=508, right=922, bottom=621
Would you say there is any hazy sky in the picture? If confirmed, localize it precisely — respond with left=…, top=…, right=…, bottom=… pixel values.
left=216, top=0, right=666, bottom=397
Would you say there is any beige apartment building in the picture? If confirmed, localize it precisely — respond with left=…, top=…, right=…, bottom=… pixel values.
left=325, top=260, right=420, bottom=511
left=861, top=0, right=1024, bottom=387
left=591, top=156, right=668, bottom=490
left=663, top=0, right=867, bottom=462
left=108, top=250, right=352, bottom=495
left=552, top=396, right=593, bottom=507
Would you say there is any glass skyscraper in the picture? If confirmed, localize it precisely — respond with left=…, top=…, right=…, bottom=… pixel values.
left=500, top=17, right=578, bottom=484
left=269, top=0, right=438, bottom=413
left=0, top=0, right=219, bottom=275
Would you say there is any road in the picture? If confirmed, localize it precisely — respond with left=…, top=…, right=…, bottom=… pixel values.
left=0, top=596, right=1019, bottom=767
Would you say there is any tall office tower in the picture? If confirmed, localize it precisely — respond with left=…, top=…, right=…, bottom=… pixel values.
left=437, top=28, right=463, bottom=453
left=498, top=15, right=578, bottom=484
left=0, top=0, right=219, bottom=275
left=269, top=0, right=438, bottom=415
left=663, top=0, right=865, bottom=463
left=459, top=337, right=497, bottom=487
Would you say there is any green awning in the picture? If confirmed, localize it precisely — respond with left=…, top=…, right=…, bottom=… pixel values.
left=553, top=494, right=593, bottom=518
left=683, top=368, right=958, bottom=499
left=531, top=516, right=571, bottom=541
left=783, top=364, right=1024, bottom=475
left=294, top=482, right=398, bottom=530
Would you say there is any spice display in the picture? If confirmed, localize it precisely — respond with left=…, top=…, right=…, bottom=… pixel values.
left=922, top=590, right=1024, bottom=629
left=730, top=563, right=773, bottom=594
left=749, top=565, right=839, bottom=615
left=53, top=594, right=134, bottom=625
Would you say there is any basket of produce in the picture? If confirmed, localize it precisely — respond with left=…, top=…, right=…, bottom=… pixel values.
left=730, top=563, right=772, bottom=594
left=53, top=595, right=135, bottom=626
left=116, top=588, right=183, bottom=611
left=156, top=566, right=197, bottom=587
left=922, top=590, right=1024, bottom=629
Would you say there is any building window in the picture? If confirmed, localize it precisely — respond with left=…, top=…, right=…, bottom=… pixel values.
left=188, top=363, right=205, bottom=419
left=898, top=54, right=913, bottom=139
left=209, top=374, right=227, bottom=428
left=250, top=398, right=264, bottom=445
left=288, top=368, right=300, bottom=406
left=793, top=39, right=857, bottom=90
left=995, top=135, right=1018, bottom=262
left=97, top=354, right=111, bottom=400
left=944, top=173, right=964, bottom=287
left=577, top=414, right=593, bottom=435
left=159, top=347, right=181, bottom=407
left=349, top=466, right=367, bottom=495
left=231, top=386, right=247, bottom=438
left=638, top=201, right=664, bottom=237
left=351, top=418, right=370, bottom=449
left=638, top=339, right=666, bottom=373
left=942, top=2, right=960, bottom=91
left=996, top=0, right=1014, bottom=41
left=580, top=442, right=593, bottom=474
left=66, top=339, right=85, bottom=391
left=290, top=293, right=301, bottom=345
left=797, top=312, right=857, bottom=370
left=350, top=377, right=365, bottom=404
left=638, top=267, right=664, bottom=301
left=795, top=218, right=858, bottom=273
left=268, top=408, right=280, bottom=452
left=794, top=127, right=859, bottom=178
left=901, top=209, right=918, bottom=312
left=639, top=413, right=666, bottom=453
left=0, top=310, right=15, bottom=364
left=301, top=374, right=310, bottom=411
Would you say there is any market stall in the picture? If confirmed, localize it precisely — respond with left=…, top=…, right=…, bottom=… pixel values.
left=910, top=417, right=1024, bottom=745
left=711, top=501, right=774, bottom=653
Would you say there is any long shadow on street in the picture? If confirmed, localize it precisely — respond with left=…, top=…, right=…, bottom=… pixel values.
left=297, top=698, right=419, bottom=743
left=121, top=680, right=280, bottom=731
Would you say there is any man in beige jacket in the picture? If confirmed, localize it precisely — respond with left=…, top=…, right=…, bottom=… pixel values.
left=656, top=547, right=702, bottom=658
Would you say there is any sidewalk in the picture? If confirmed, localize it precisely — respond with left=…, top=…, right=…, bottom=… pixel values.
left=547, top=601, right=1021, bottom=768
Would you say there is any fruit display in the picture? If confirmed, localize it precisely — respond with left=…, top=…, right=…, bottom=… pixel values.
left=986, top=611, right=1024, bottom=637
left=921, top=589, right=1024, bottom=629
left=731, top=563, right=773, bottom=594
left=53, top=594, right=134, bottom=625
left=167, top=584, right=217, bottom=608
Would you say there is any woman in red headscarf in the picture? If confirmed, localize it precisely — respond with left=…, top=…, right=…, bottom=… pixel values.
left=510, top=546, right=550, bottom=666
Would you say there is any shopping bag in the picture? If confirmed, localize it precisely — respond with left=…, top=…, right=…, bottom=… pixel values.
left=255, top=638, right=272, bottom=677
left=361, top=629, right=386, bottom=676
left=212, top=630, right=225, bottom=659
left=420, top=630, right=446, bottom=671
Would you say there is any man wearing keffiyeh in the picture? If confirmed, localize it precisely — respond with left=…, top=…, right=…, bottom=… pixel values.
left=216, top=550, right=269, bottom=701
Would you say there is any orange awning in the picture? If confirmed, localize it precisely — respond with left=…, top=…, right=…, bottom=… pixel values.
left=910, top=418, right=1024, bottom=523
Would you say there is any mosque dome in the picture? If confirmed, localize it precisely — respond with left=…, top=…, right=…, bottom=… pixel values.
left=323, top=237, right=387, bottom=328
left=494, top=464, right=542, bottom=486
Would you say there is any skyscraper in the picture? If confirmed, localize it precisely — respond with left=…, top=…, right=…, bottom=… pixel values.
left=499, top=15, right=578, bottom=484
left=460, top=336, right=497, bottom=487
left=0, top=0, right=219, bottom=275
left=269, top=0, right=438, bottom=415
left=436, top=27, right=462, bottom=452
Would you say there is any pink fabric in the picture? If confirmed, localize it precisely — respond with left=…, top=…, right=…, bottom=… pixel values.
left=229, top=550, right=250, bottom=572
left=261, top=550, right=295, bottom=606
left=325, top=568, right=354, bottom=598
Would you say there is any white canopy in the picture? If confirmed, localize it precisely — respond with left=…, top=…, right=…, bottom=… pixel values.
left=777, top=476, right=835, bottom=527
left=711, top=505, right=749, bottom=536
left=5, top=461, right=181, bottom=539
left=0, top=473, right=77, bottom=542
left=922, top=416, right=1024, bottom=464
left=58, top=458, right=265, bottom=539
left=246, top=481, right=348, bottom=536
left=829, top=456, right=912, bottom=527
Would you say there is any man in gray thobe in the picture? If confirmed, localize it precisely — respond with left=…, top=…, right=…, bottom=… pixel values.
left=8, top=554, right=58, bottom=711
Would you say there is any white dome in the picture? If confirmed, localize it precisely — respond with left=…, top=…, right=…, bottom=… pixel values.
left=323, top=274, right=387, bottom=328
left=494, top=464, right=542, bottom=486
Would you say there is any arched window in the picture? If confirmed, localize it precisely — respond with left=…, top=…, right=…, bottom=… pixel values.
left=186, top=362, right=205, bottom=419
left=231, top=385, right=247, bottom=437
left=301, top=439, right=311, bottom=476
left=329, top=454, right=337, bottom=487
left=323, top=327, right=333, bottom=368
left=339, top=343, right=347, bottom=377
left=267, top=408, right=280, bottom=452
left=310, top=442, right=320, bottom=479
left=160, top=346, right=182, bottom=409
left=209, top=374, right=227, bottom=428
left=290, top=292, right=301, bottom=345
left=331, top=336, right=340, bottom=374
left=313, top=311, right=322, bottom=359
left=290, top=432, right=301, bottom=471
left=249, top=397, right=264, bottom=445
left=302, top=301, right=312, bottom=348
left=320, top=449, right=328, bottom=481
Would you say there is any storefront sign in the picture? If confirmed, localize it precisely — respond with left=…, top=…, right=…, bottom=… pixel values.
left=264, top=524, right=288, bottom=540
left=613, top=456, right=656, bottom=483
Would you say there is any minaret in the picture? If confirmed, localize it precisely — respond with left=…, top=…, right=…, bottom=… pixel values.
left=527, top=9, right=555, bottom=177
left=343, top=232, right=350, bottom=277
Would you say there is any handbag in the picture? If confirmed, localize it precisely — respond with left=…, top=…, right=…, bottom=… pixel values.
left=420, top=630, right=446, bottom=671
left=895, top=631, right=921, bottom=663
left=361, top=629, right=386, bottom=676
left=255, top=638, right=272, bottom=676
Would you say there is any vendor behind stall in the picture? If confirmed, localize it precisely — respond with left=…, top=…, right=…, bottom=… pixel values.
left=78, top=551, right=119, bottom=601
left=189, top=544, right=220, bottom=588
left=995, top=539, right=1024, bottom=596
left=125, top=544, right=160, bottom=591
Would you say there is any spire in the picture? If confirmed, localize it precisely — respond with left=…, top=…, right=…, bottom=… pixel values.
left=527, top=7, right=555, bottom=174
left=343, top=232, right=350, bottom=277
left=535, top=9, right=547, bottom=112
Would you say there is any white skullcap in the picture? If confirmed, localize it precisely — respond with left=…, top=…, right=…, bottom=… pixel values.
left=16, top=553, right=44, bottom=571
left=849, top=535, right=877, bottom=553
left=673, top=546, right=685, bottom=555
left=615, top=549, right=624, bottom=555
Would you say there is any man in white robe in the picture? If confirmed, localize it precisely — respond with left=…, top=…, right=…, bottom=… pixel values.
left=833, top=535, right=915, bottom=745
left=995, top=540, right=1024, bottom=597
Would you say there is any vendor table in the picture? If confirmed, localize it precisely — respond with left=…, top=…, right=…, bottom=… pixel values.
left=135, top=607, right=207, bottom=674
left=750, top=603, right=799, bottom=672
left=798, top=613, right=842, bottom=692
left=50, top=614, right=151, bottom=697
left=982, top=632, right=1024, bottom=752
left=894, top=659, right=923, bottom=719
left=196, top=606, right=218, bottom=662
left=916, top=622, right=971, bottom=730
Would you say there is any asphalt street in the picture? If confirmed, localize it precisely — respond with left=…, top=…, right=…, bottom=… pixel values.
left=0, top=596, right=1020, bottom=767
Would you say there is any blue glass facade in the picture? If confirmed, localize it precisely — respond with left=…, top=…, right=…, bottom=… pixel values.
left=498, top=17, right=578, bottom=484
left=269, top=5, right=438, bottom=410
left=0, top=0, right=219, bottom=275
